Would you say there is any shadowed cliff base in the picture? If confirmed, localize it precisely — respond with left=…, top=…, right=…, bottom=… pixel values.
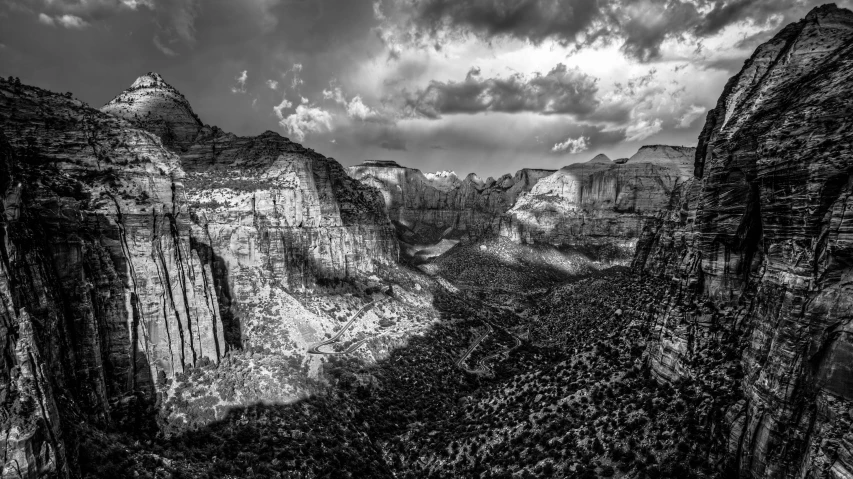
left=77, top=267, right=744, bottom=479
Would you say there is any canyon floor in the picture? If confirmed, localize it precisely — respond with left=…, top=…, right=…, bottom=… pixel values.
left=78, top=240, right=736, bottom=479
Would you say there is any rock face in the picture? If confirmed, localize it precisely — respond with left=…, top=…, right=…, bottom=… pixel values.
left=103, top=75, right=399, bottom=355
left=102, top=73, right=203, bottom=151
left=633, top=5, right=853, bottom=477
left=500, top=147, right=695, bottom=261
left=0, top=78, right=225, bottom=477
left=346, top=160, right=554, bottom=245
left=0, top=73, right=401, bottom=475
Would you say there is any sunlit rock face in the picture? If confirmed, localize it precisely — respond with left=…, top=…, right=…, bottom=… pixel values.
left=633, top=5, right=853, bottom=477
left=102, top=75, right=399, bottom=356
left=346, top=160, right=554, bottom=245
left=0, top=79, right=225, bottom=477
left=500, top=147, right=695, bottom=262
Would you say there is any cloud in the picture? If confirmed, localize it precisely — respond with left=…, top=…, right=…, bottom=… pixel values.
left=552, top=136, right=590, bottom=154
left=677, top=104, right=706, bottom=128
left=323, top=86, right=347, bottom=104
left=153, top=35, right=176, bottom=56
left=38, top=12, right=55, bottom=25
left=273, top=96, right=294, bottom=120
left=38, top=12, right=89, bottom=28
left=231, top=70, right=248, bottom=94
left=56, top=14, right=89, bottom=28
left=625, top=118, right=663, bottom=142
left=266, top=79, right=279, bottom=90
left=376, top=0, right=840, bottom=62
left=403, top=63, right=599, bottom=118
left=279, top=105, right=333, bottom=142
left=346, top=95, right=378, bottom=121
left=288, top=63, right=304, bottom=90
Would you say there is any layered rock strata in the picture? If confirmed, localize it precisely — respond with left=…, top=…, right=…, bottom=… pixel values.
left=103, top=74, right=399, bottom=353
left=0, top=79, right=225, bottom=477
left=347, top=160, right=554, bottom=245
left=633, top=5, right=853, bottom=477
left=500, top=147, right=695, bottom=261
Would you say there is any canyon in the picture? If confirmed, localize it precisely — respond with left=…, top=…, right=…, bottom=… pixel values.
left=0, top=3, right=851, bottom=478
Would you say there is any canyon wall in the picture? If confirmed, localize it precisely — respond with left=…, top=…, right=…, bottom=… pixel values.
left=347, top=160, right=554, bottom=246
left=633, top=4, right=853, bottom=477
left=0, top=79, right=225, bottom=477
left=0, top=72, right=402, bottom=476
left=500, top=147, right=694, bottom=261
left=103, top=74, right=399, bottom=355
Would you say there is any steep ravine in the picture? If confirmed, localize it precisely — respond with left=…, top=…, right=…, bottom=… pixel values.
left=633, top=4, right=853, bottom=477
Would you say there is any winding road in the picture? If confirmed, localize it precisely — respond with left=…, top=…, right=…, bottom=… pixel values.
left=454, top=322, right=493, bottom=369
left=308, top=298, right=387, bottom=355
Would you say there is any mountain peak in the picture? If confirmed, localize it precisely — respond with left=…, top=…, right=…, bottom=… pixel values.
left=102, top=72, right=202, bottom=150
left=587, top=154, right=612, bottom=164
left=805, top=3, right=843, bottom=20
left=130, top=72, right=170, bottom=90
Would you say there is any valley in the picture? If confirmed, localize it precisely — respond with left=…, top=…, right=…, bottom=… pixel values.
left=0, top=3, right=851, bottom=479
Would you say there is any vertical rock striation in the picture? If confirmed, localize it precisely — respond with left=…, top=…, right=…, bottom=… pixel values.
left=634, top=5, right=853, bottom=477
left=0, top=79, right=226, bottom=476
left=501, top=147, right=695, bottom=262
left=103, top=75, right=399, bottom=355
left=346, top=160, right=554, bottom=245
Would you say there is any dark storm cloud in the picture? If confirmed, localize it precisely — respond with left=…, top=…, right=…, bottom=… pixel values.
left=402, top=63, right=599, bottom=118
left=378, top=0, right=853, bottom=61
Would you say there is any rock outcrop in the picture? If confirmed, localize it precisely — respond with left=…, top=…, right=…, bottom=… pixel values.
left=346, top=160, right=554, bottom=246
left=0, top=78, right=226, bottom=477
left=0, top=72, right=404, bottom=475
left=500, top=147, right=695, bottom=262
left=633, top=4, right=853, bottom=477
left=101, top=73, right=203, bottom=151
left=103, top=75, right=400, bottom=356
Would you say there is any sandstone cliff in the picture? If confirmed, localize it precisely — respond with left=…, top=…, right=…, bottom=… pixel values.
left=0, top=72, right=411, bottom=475
left=103, top=75, right=400, bottom=358
left=346, top=160, right=554, bottom=256
left=500, top=147, right=695, bottom=261
left=0, top=78, right=226, bottom=477
left=633, top=4, right=853, bottom=477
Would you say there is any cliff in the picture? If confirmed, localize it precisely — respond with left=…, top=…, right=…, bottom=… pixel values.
left=103, top=75, right=400, bottom=358
left=500, top=146, right=695, bottom=262
left=633, top=4, right=853, bottom=477
left=0, top=78, right=225, bottom=477
left=346, top=160, right=554, bottom=248
left=0, top=72, right=409, bottom=475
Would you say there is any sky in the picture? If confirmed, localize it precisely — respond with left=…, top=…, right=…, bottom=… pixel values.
left=1, top=0, right=850, bottom=178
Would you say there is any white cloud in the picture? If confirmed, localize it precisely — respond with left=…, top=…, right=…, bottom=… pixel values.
left=346, top=95, right=377, bottom=121
left=121, top=0, right=155, bottom=8
left=279, top=105, right=333, bottom=142
left=56, top=14, right=89, bottom=28
left=322, top=87, right=346, bottom=105
left=273, top=96, right=294, bottom=120
left=153, top=34, right=177, bottom=56
left=266, top=79, right=279, bottom=90
left=677, top=105, right=707, bottom=128
left=38, top=13, right=55, bottom=26
left=552, top=136, right=590, bottom=154
left=231, top=70, right=248, bottom=94
left=625, top=119, right=663, bottom=142
left=288, top=63, right=304, bottom=90
left=301, top=96, right=309, bottom=104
